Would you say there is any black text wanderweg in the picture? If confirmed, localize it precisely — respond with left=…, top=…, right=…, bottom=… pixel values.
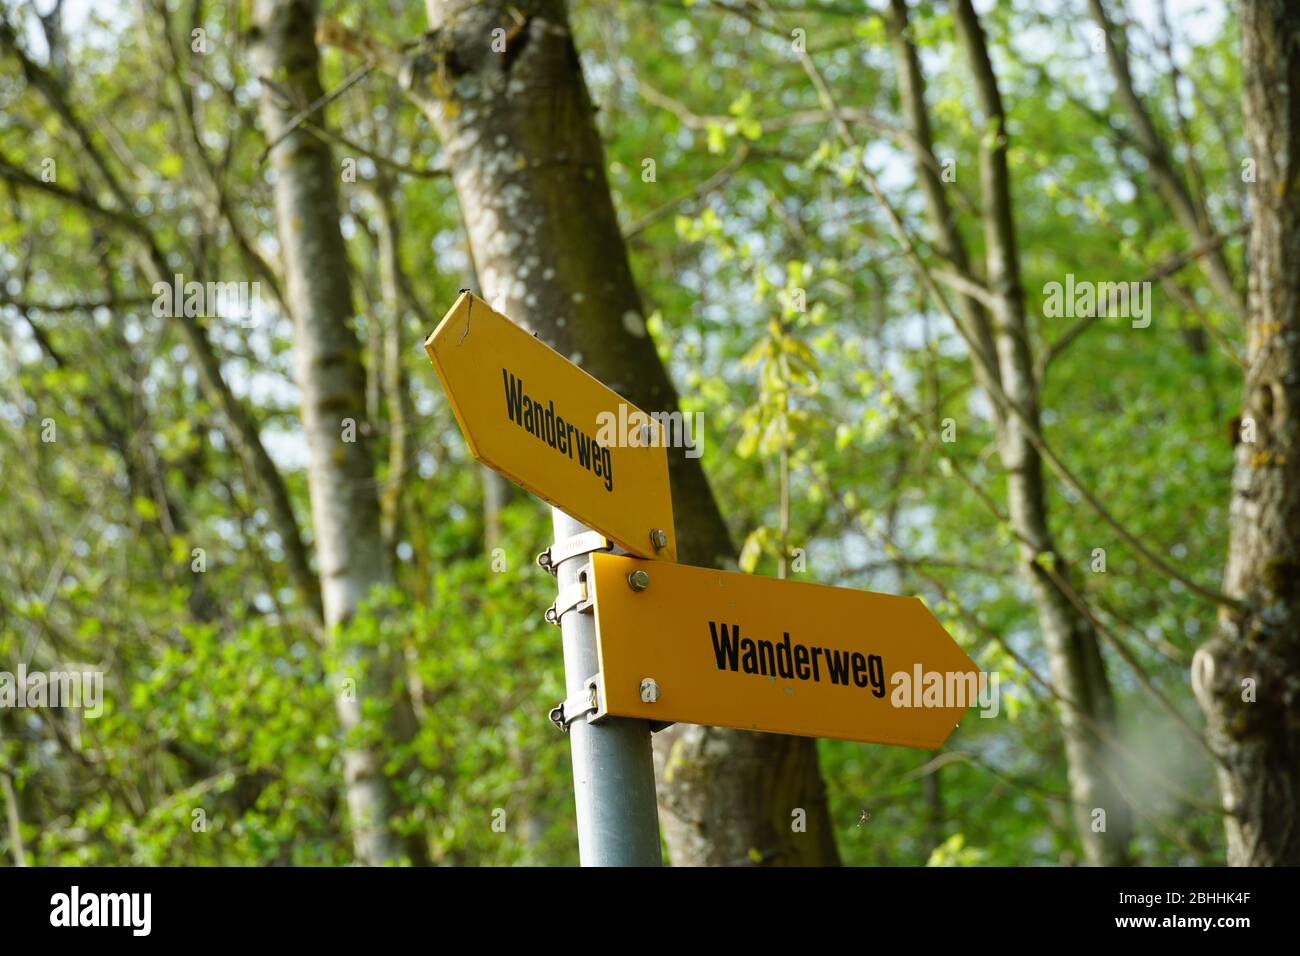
left=503, top=368, right=613, bottom=491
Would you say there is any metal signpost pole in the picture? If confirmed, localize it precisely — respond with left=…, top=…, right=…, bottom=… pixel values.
left=545, top=508, right=662, bottom=866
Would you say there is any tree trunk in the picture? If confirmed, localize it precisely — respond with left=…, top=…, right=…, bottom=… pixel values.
left=369, top=174, right=415, bottom=554
left=949, top=0, right=1134, bottom=865
left=1192, top=0, right=1300, bottom=866
left=885, top=0, right=1001, bottom=400
left=251, top=0, right=425, bottom=866
left=402, top=0, right=840, bottom=865
left=1086, top=0, right=1243, bottom=319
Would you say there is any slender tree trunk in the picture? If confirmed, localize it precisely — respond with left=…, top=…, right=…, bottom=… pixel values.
left=892, top=0, right=1133, bottom=863
left=0, top=762, right=26, bottom=867
left=1086, top=0, right=1243, bottom=319
left=251, top=0, right=425, bottom=866
left=369, top=175, right=415, bottom=554
left=482, top=466, right=510, bottom=554
left=885, top=0, right=1001, bottom=402
left=922, top=769, right=943, bottom=860
left=945, top=0, right=1133, bottom=865
left=392, top=0, right=840, bottom=865
left=1193, top=0, right=1300, bottom=866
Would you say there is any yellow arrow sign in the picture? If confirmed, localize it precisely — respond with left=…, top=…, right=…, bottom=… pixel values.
left=587, top=554, right=981, bottom=748
left=424, top=293, right=677, bottom=560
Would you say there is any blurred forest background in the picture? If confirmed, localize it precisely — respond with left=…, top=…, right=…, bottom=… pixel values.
left=1, top=0, right=1295, bottom=867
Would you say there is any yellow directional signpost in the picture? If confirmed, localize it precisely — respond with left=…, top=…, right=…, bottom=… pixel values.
left=423, top=293, right=982, bottom=867
left=424, top=292, right=676, bottom=560
left=587, top=554, right=977, bottom=749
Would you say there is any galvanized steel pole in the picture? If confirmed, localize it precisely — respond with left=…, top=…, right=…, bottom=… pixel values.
left=548, top=508, right=662, bottom=866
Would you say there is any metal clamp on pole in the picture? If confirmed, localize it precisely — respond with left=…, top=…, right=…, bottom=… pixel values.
left=544, top=571, right=592, bottom=625
left=548, top=675, right=600, bottom=733
left=537, top=531, right=611, bottom=576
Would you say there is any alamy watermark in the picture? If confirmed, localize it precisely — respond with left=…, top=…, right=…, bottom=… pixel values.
left=152, top=273, right=260, bottom=327
left=0, top=664, right=103, bottom=718
left=1043, top=274, right=1151, bottom=328
left=50, top=886, right=150, bottom=936
left=595, top=402, right=704, bottom=459
left=889, top=664, right=1000, bottom=718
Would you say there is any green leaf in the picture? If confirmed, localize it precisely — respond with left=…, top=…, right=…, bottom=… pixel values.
left=706, top=122, right=727, bottom=155
left=133, top=496, right=159, bottom=521
left=738, top=527, right=768, bottom=574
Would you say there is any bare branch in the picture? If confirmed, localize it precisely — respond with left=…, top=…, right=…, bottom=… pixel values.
left=1035, top=224, right=1250, bottom=380
left=626, top=145, right=750, bottom=239
left=256, top=65, right=373, bottom=164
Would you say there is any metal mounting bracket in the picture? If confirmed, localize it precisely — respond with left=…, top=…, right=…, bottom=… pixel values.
left=549, top=675, right=601, bottom=732
left=537, top=531, right=612, bottom=576
left=544, top=570, right=592, bottom=626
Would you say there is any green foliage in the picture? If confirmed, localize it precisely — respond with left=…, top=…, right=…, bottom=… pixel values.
left=0, top=0, right=1242, bottom=866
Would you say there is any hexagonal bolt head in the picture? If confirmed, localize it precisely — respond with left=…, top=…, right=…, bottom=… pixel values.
left=627, top=569, right=650, bottom=592
left=639, top=678, right=660, bottom=703
left=649, top=528, right=668, bottom=551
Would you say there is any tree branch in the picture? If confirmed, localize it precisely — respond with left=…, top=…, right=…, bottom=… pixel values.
left=1035, top=224, right=1250, bottom=381
left=0, top=54, right=324, bottom=626
left=626, top=145, right=751, bottom=239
